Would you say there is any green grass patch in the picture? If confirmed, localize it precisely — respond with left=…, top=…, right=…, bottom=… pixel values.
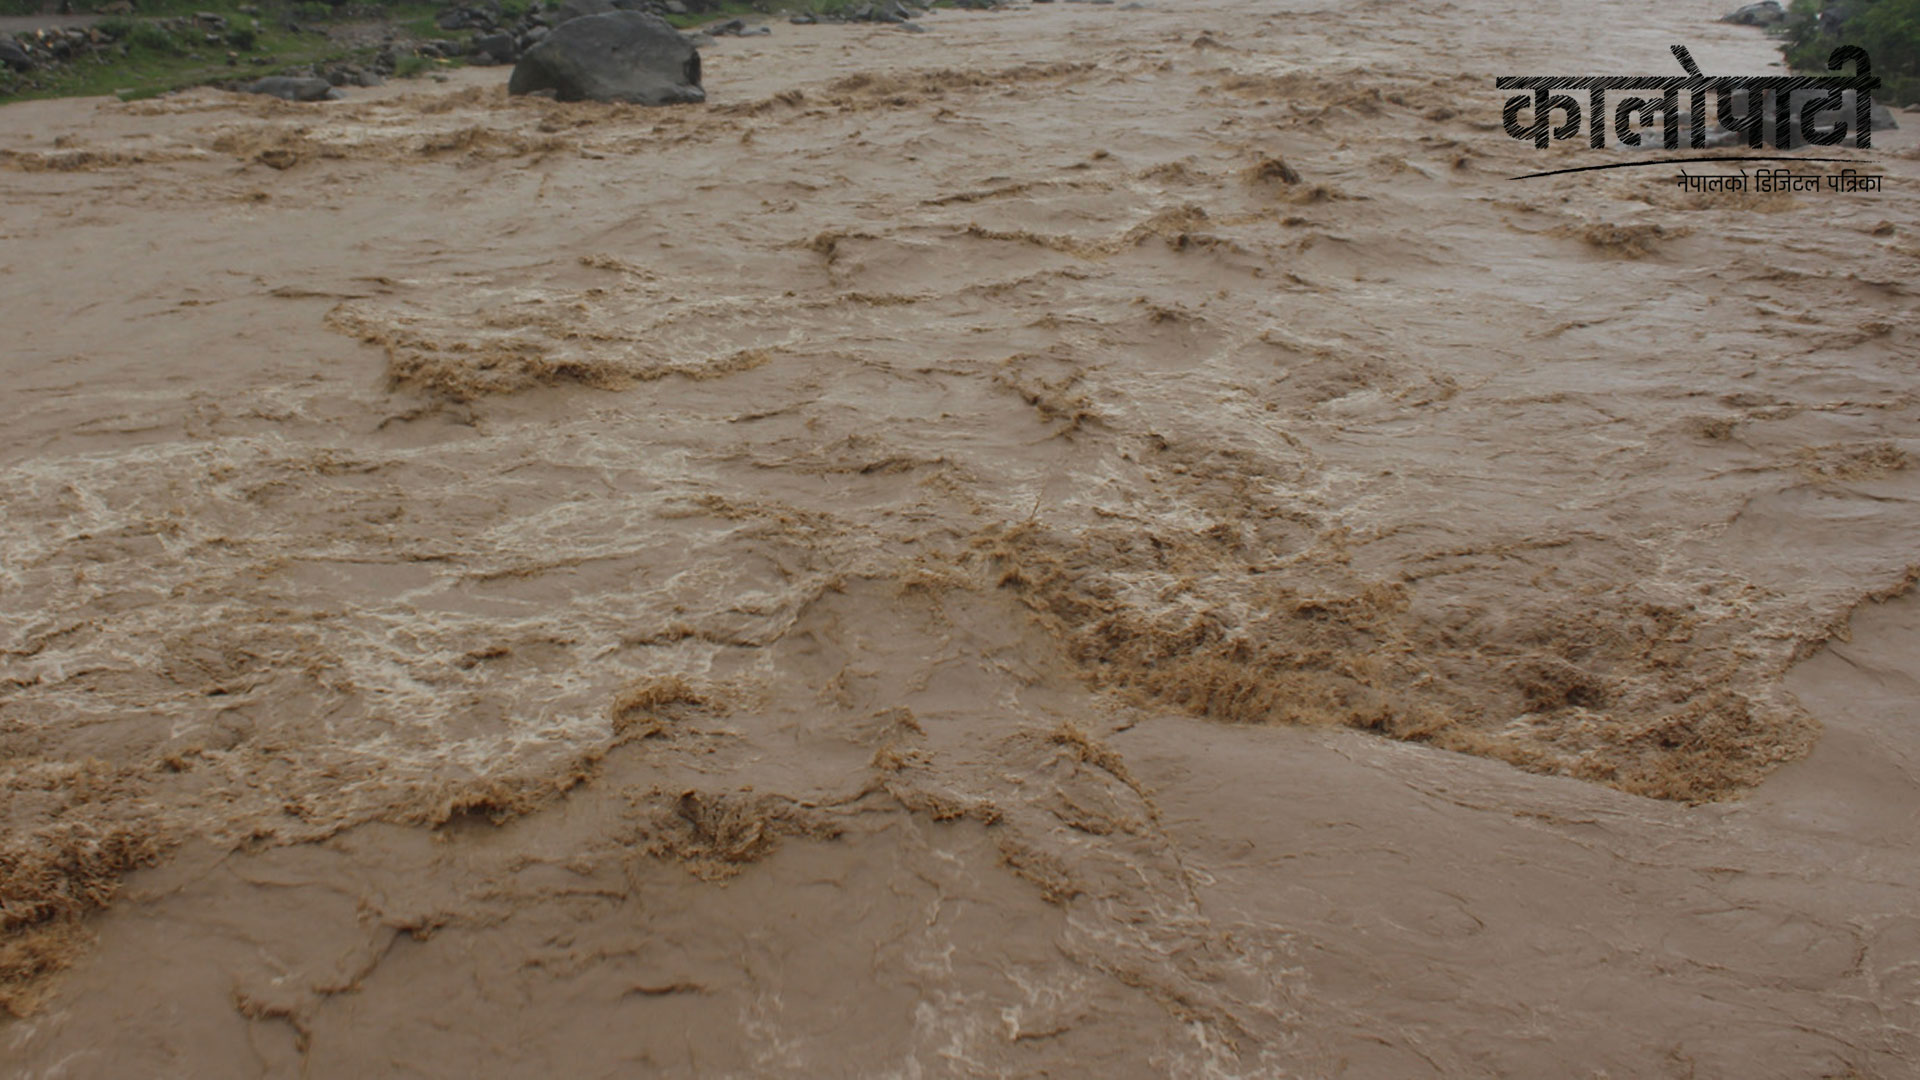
left=125, top=19, right=178, bottom=50
left=4, top=23, right=347, bottom=102
left=0, top=0, right=459, bottom=103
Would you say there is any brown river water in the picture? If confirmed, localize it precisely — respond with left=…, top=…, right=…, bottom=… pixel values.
left=2, top=0, right=1918, bottom=1075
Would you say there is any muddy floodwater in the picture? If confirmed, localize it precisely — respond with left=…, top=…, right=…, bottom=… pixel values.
left=3, top=0, right=1919, bottom=1075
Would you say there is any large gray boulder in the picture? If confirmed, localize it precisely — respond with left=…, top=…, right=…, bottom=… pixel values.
left=1719, top=1, right=1784, bottom=25
left=241, top=76, right=337, bottom=101
left=1785, top=87, right=1898, bottom=138
left=507, top=11, right=703, bottom=105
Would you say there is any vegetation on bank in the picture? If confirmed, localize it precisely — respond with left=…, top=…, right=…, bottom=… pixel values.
left=1781, top=0, right=1920, bottom=104
left=0, top=1, right=452, bottom=102
left=0, top=0, right=871, bottom=104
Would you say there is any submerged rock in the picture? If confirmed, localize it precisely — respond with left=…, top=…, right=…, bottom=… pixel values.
left=507, top=11, right=703, bottom=105
left=471, top=32, right=518, bottom=64
left=1617, top=87, right=1898, bottom=149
